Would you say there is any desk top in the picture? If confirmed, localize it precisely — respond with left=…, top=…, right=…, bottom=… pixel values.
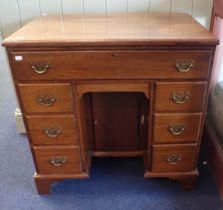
left=2, top=13, right=218, bottom=47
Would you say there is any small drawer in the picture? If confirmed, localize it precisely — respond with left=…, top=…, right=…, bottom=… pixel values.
left=26, top=115, right=79, bottom=145
left=153, top=113, right=202, bottom=143
left=33, top=146, right=82, bottom=174
left=11, top=50, right=211, bottom=80
left=18, top=83, right=73, bottom=113
left=151, top=144, right=197, bottom=173
left=155, top=82, right=207, bottom=111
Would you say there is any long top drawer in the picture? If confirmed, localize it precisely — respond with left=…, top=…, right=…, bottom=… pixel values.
left=11, top=50, right=211, bottom=80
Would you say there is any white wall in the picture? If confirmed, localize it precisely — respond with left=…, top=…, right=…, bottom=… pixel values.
left=0, top=0, right=214, bottom=38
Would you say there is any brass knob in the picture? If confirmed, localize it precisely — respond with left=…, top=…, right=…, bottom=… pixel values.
left=37, top=94, right=56, bottom=106
left=31, top=62, right=51, bottom=74
left=44, top=126, right=62, bottom=138
left=166, top=154, right=182, bottom=164
left=171, top=91, right=191, bottom=104
left=167, top=124, right=186, bottom=135
left=175, top=59, right=194, bottom=73
left=50, top=156, right=67, bottom=167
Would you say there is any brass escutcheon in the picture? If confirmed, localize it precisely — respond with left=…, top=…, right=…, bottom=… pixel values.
left=167, top=124, right=186, bottom=135
left=166, top=154, right=182, bottom=164
left=50, top=156, right=67, bottom=167
left=175, top=59, right=195, bottom=73
left=37, top=94, right=56, bottom=106
left=171, top=91, right=191, bottom=104
left=31, top=62, right=51, bottom=74
left=44, top=126, right=62, bottom=138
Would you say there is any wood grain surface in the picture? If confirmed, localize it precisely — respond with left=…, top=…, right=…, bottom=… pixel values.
left=153, top=113, right=202, bottom=143
left=11, top=50, right=212, bottom=80
left=2, top=13, right=218, bottom=47
left=33, top=146, right=82, bottom=174
left=26, top=115, right=79, bottom=145
left=155, top=82, right=207, bottom=111
left=151, top=144, right=197, bottom=172
left=18, top=83, right=73, bottom=113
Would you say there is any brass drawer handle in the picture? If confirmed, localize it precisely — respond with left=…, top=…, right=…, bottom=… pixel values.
left=37, top=94, right=56, bottom=106
left=167, top=124, right=186, bottom=135
left=175, top=59, right=195, bottom=73
left=31, top=62, right=51, bottom=74
left=44, top=126, right=62, bottom=138
left=171, top=91, right=191, bottom=104
left=166, top=154, right=182, bottom=164
left=50, top=156, right=67, bottom=167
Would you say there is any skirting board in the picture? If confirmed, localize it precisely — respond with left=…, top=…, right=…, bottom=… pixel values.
left=15, top=108, right=26, bottom=133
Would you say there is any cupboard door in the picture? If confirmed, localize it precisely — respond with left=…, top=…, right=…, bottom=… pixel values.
left=92, top=92, right=147, bottom=151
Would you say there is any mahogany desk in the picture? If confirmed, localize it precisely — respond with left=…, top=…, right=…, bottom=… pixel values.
left=2, top=13, right=218, bottom=194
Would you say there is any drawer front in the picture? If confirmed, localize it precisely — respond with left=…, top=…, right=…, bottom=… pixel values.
left=33, top=146, right=82, bottom=174
left=153, top=113, right=202, bottom=143
left=11, top=50, right=211, bottom=80
left=26, top=115, right=79, bottom=145
left=151, top=144, right=197, bottom=172
left=155, top=82, right=207, bottom=111
left=18, top=83, right=73, bottom=113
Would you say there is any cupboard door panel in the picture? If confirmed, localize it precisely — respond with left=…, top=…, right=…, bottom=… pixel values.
left=92, top=93, right=144, bottom=151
